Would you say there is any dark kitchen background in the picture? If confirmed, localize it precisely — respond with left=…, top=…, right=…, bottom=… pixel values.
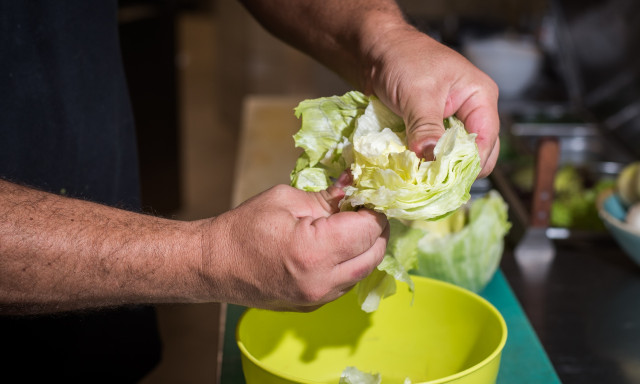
left=116, top=0, right=640, bottom=382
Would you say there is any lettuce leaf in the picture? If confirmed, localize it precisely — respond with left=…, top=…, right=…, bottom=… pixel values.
left=339, top=366, right=412, bottom=384
left=290, top=91, right=483, bottom=311
left=344, top=103, right=480, bottom=221
left=409, top=190, right=511, bottom=292
left=291, top=91, right=369, bottom=184
left=291, top=91, right=481, bottom=221
left=339, top=366, right=381, bottom=384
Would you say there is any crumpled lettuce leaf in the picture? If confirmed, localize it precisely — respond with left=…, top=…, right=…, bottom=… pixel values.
left=290, top=91, right=482, bottom=311
left=291, top=91, right=369, bottom=183
left=344, top=105, right=480, bottom=221
left=291, top=91, right=481, bottom=222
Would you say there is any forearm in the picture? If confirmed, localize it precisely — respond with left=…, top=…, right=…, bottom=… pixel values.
left=239, top=0, right=411, bottom=92
left=0, top=179, right=206, bottom=314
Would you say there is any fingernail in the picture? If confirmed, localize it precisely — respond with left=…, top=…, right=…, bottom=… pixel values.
left=421, top=143, right=436, bottom=161
left=336, top=171, right=352, bottom=187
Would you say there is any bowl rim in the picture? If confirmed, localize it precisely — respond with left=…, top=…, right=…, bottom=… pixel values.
left=236, top=276, right=508, bottom=384
left=597, top=188, right=640, bottom=237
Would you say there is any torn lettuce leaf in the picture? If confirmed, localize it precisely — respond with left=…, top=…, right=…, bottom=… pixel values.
left=355, top=255, right=414, bottom=313
left=291, top=91, right=481, bottom=221
left=290, top=166, right=330, bottom=192
left=354, top=219, right=421, bottom=312
left=292, top=91, right=369, bottom=181
left=290, top=91, right=482, bottom=312
left=339, top=367, right=381, bottom=384
left=357, top=191, right=510, bottom=312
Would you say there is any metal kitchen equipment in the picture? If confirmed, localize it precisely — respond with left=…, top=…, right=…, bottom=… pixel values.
left=514, top=137, right=560, bottom=282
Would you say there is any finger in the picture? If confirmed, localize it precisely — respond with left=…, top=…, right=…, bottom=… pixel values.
left=311, top=208, right=388, bottom=265
left=405, top=111, right=446, bottom=161
left=312, top=170, right=353, bottom=213
left=460, top=105, right=500, bottom=169
left=281, top=182, right=345, bottom=219
left=479, top=136, right=500, bottom=178
left=447, top=73, right=500, bottom=175
left=333, top=170, right=353, bottom=189
left=305, top=222, right=390, bottom=309
left=316, top=184, right=346, bottom=214
left=334, top=220, right=390, bottom=284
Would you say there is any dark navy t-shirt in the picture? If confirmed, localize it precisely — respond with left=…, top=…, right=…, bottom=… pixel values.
left=1, top=1, right=161, bottom=381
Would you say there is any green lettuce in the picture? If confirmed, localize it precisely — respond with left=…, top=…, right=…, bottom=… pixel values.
left=339, top=366, right=412, bottom=384
left=353, top=218, right=422, bottom=312
left=291, top=91, right=369, bottom=191
left=353, top=190, right=510, bottom=311
left=290, top=91, right=483, bottom=311
left=291, top=91, right=481, bottom=220
left=339, top=367, right=381, bottom=384
left=402, top=190, right=511, bottom=292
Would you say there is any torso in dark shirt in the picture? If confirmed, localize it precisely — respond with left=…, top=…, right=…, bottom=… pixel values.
left=0, top=1, right=161, bottom=381
left=0, top=0, right=140, bottom=207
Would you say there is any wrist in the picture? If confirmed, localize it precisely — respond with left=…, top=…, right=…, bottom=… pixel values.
left=119, top=217, right=210, bottom=305
left=189, top=215, right=235, bottom=304
left=356, top=9, right=414, bottom=94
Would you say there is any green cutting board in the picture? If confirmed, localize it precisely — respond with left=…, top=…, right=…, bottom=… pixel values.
left=481, top=271, right=561, bottom=383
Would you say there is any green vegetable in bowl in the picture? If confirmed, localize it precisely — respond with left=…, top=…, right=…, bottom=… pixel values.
left=512, top=163, right=615, bottom=230
left=339, top=366, right=412, bottom=384
left=339, top=367, right=381, bottom=384
left=551, top=165, right=614, bottom=230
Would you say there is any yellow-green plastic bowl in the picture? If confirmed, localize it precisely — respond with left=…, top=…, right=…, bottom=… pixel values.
left=236, top=275, right=507, bottom=384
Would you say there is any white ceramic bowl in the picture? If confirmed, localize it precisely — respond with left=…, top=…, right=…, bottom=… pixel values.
left=463, top=36, right=543, bottom=99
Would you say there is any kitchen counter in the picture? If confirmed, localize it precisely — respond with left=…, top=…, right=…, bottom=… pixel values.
left=500, top=234, right=640, bottom=383
left=221, top=94, right=639, bottom=383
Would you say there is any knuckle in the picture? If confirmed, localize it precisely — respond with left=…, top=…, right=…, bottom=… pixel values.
left=299, top=285, right=328, bottom=305
left=407, top=119, right=443, bottom=135
left=352, top=264, right=374, bottom=281
left=269, top=184, right=293, bottom=198
left=289, top=246, right=322, bottom=273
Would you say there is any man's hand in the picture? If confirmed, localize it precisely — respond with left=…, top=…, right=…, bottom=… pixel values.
left=200, top=183, right=389, bottom=312
left=241, top=0, right=501, bottom=179
left=361, top=22, right=500, bottom=178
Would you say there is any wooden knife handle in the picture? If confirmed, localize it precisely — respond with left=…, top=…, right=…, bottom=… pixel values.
left=531, top=137, right=560, bottom=228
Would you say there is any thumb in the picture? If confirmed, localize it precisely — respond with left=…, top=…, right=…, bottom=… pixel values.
left=405, top=109, right=446, bottom=161
left=315, top=170, right=352, bottom=214
left=314, top=208, right=389, bottom=267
